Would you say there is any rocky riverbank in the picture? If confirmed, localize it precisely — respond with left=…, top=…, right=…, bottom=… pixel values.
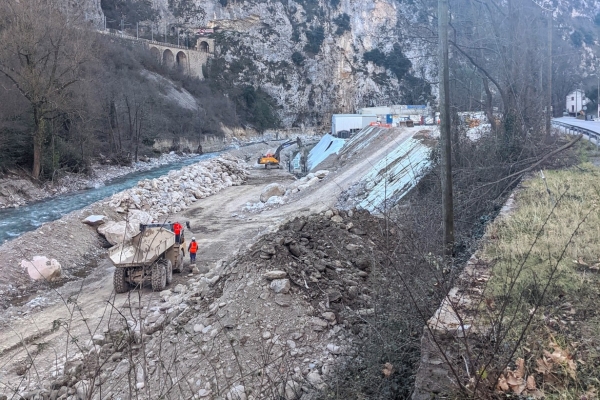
left=0, top=152, right=196, bottom=210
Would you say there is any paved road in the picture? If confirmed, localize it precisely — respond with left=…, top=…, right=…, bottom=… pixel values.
left=553, top=117, right=600, bottom=145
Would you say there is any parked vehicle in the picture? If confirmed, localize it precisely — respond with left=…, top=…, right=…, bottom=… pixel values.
left=109, top=223, right=185, bottom=293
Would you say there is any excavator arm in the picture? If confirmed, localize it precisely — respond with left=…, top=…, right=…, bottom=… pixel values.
left=258, top=140, right=296, bottom=168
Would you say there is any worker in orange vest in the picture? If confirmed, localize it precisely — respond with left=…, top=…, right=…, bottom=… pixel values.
left=173, top=221, right=183, bottom=244
left=188, top=237, right=198, bottom=263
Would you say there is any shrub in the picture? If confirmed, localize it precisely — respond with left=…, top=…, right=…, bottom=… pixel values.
left=333, top=13, right=351, bottom=35
left=100, top=0, right=157, bottom=28
left=237, top=86, right=279, bottom=133
left=571, top=30, right=583, bottom=47
left=291, top=51, right=305, bottom=66
left=364, top=48, right=387, bottom=65
left=583, top=30, right=595, bottom=45
left=364, top=44, right=411, bottom=80
left=304, top=26, right=325, bottom=54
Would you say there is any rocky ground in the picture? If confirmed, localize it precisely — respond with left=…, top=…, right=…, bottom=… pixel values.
left=0, top=153, right=197, bottom=210
left=1, top=210, right=389, bottom=400
left=0, top=127, right=429, bottom=400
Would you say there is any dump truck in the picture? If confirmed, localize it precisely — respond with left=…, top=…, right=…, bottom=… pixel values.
left=109, top=223, right=186, bottom=293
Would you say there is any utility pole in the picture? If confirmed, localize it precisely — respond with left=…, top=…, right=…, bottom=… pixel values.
left=438, top=0, right=454, bottom=257
left=546, top=7, right=553, bottom=135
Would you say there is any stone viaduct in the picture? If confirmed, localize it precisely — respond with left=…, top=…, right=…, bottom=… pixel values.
left=99, top=30, right=214, bottom=79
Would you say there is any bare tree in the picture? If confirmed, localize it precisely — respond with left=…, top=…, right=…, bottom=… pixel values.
left=0, top=0, right=92, bottom=179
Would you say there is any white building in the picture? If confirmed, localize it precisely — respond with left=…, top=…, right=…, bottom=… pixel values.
left=566, top=89, right=587, bottom=116
left=359, top=105, right=429, bottom=117
left=331, top=114, right=377, bottom=136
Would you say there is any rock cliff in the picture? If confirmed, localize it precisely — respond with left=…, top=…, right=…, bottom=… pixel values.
left=146, top=0, right=435, bottom=128
left=79, top=0, right=598, bottom=128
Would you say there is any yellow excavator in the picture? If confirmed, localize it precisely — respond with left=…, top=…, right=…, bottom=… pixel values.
left=258, top=139, right=297, bottom=169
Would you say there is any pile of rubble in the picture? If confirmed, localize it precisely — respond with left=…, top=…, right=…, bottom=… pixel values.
left=106, top=155, right=249, bottom=218
left=7, top=209, right=398, bottom=400
left=246, top=170, right=330, bottom=211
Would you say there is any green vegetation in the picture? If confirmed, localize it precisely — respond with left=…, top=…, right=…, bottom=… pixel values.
left=238, top=86, right=280, bottom=133
left=294, top=0, right=324, bottom=22
left=204, top=34, right=280, bottom=133
left=364, top=44, right=412, bottom=81
left=571, top=30, right=583, bottom=47
left=100, top=0, right=157, bottom=28
left=364, top=48, right=387, bottom=65
left=304, top=26, right=325, bottom=54
left=485, top=167, right=600, bottom=300
left=481, top=165, right=600, bottom=398
left=291, top=51, right=305, bottom=66
left=333, top=13, right=351, bottom=35
left=167, top=0, right=206, bottom=22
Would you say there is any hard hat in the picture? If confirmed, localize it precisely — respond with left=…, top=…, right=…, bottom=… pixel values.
left=192, top=237, right=196, bottom=240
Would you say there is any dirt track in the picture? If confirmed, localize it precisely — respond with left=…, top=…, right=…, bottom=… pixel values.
left=0, top=127, right=426, bottom=396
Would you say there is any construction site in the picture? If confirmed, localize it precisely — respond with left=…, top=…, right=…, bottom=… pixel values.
left=0, top=125, right=438, bottom=399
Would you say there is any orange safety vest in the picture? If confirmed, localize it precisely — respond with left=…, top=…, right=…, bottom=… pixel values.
left=173, top=222, right=182, bottom=235
left=189, top=241, right=198, bottom=253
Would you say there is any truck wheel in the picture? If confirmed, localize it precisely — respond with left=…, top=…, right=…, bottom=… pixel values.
left=114, top=268, right=129, bottom=294
left=151, top=261, right=167, bottom=292
left=165, top=259, right=173, bottom=284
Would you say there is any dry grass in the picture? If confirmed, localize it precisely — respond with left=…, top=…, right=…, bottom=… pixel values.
left=480, top=164, right=600, bottom=399
left=484, top=164, right=600, bottom=297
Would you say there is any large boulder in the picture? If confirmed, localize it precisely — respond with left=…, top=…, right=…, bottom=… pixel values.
left=21, top=256, right=62, bottom=281
left=260, top=183, right=286, bottom=203
left=314, top=170, right=330, bottom=179
left=82, top=215, right=107, bottom=227
left=128, top=210, right=153, bottom=227
left=97, top=211, right=153, bottom=246
left=98, top=221, right=134, bottom=246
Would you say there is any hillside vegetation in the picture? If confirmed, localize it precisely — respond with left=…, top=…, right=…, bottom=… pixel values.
left=0, top=0, right=279, bottom=181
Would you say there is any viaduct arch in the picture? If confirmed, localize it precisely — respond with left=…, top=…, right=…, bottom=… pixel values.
left=146, top=38, right=214, bottom=79
left=98, top=30, right=214, bottom=79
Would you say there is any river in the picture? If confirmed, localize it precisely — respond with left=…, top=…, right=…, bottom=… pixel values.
left=0, top=153, right=218, bottom=244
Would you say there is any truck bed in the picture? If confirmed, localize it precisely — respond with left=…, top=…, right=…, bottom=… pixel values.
left=109, top=227, right=175, bottom=267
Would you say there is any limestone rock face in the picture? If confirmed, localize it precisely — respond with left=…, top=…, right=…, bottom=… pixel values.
left=21, top=256, right=62, bottom=281
left=260, top=183, right=286, bottom=203
left=135, top=0, right=431, bottom=127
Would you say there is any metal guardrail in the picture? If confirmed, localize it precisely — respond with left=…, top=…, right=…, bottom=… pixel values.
left=552, top=120, right=600, bottom=145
